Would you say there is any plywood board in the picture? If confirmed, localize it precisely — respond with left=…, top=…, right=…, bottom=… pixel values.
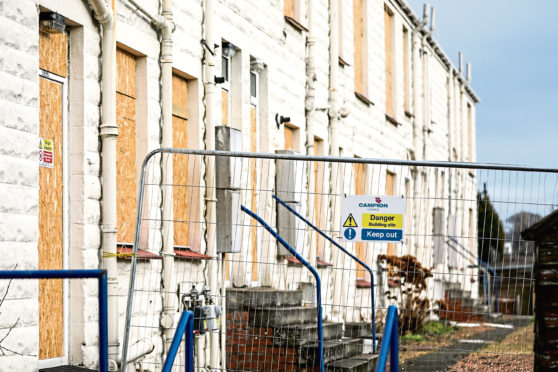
left=117, top=48, right=136, bottom=97
left=221, top=89, right=229, bottom=126
left=39, top=32, right=67, bottom=77
left=353, top=0, right=363, bottom=94
left=384, top=6, right=394, bottom=117
left=116, top=92, right=137, bottom=243
left=354, top=162, right=366, bottom=278
left=173, top=75, right=189, bottom=247
left=38, top=77, right=64, bottom=359
left=250, top=106, right=258, bottom=281
left=284, top=0, right=294, bottom=17
left=284, top=125, right=294, bottom=151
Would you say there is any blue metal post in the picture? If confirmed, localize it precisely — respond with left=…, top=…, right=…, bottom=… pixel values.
left=161, top=311, right=195, bottom=372
left=273, top=194, right=377, bottom=353
left=0, top=270, right=109, bottom=372
left=375, top=305, right=399, bottom=372
left=241, top=205, right=324, bottom=372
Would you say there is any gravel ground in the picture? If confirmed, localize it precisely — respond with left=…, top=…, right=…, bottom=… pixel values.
left=446, top=354, right=533, bottom=372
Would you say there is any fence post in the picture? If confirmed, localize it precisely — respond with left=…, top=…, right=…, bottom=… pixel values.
left=376, top=305, right=399, bottom=372
left=161, top=311, right=195, bottom=372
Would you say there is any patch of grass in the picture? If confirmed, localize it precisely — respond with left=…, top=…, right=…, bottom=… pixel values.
left=478, top=324, right=534, bottom=354
left=421, top=321, right=456, bottom=337
left=401, top=333, right=424, bottom=342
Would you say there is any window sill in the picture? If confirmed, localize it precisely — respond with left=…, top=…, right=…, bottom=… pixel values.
left=175, top=247, right=213, bottom=261
left=117, top=245, right=162, bottom=261
left=356, top=279, right=371, bottom=288
left=339, top=56, right=350, bottom=67
left=385, top=114, right=401, bottom=126
left=404, top=110, right=414, bottom=118
left=286, top=256, right=332, bottom=268
left=355, top=92, right=374, bottom=106
left=284, top=16, right=308, bottom=32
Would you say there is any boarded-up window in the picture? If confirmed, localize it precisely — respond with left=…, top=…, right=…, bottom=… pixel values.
left=338, top=0, right=344, bottom=62
left=116, top=48, right=137, bottom=244
left=173, top=74, right=189, bottom=247
left=284, top=0, right=300, bottom=20
left=384, top=5, right=394, bottom=117
left=402, top=26, right=410, bottom=112
left=314, top=137, right=325, bottom=259
left=222, top=55, right=230, bottom=126
left=353, top=0, right=367, bottom=96
left=354, top=160, right=367, bottom=279
left=284, top=124, right=298, bottom=151
left=38, top=30, right=67, bottom=361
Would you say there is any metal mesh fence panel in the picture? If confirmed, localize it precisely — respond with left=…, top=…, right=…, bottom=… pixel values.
left=122, top=149, right=558, bottom=371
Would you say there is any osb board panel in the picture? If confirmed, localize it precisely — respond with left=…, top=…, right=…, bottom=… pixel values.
left=116, top=92, right=136, bottom=243
left=39, top=32, right=67, bottom=77
left=353, top=0, right=363, bottom=94
left=354, top=163, right=366, bottom=278
left=284, top=0, right=294, bottom=17
left=117, top=48, right=136, bottom=97
left=38, top=77, right=64, bottom=359
left=250, top=106, right=258, bottom=281
left=172, top=74, right=189, bottom=119
left=384, top=7, right=394, bottom=117
left=221, top=89, right=229, bottom=126
left=173, top=115, right=189, bottom=246
left=284, top=125, right=294, bottom=150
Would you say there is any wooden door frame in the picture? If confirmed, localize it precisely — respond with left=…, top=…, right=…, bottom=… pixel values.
left=37, top=69, right=69, bottom=368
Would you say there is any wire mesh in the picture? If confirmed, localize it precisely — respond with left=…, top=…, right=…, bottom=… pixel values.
left=122, top=149, right=558, bottom=371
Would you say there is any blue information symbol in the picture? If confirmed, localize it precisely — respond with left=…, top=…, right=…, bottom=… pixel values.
left=344, top=228, right=356, bottom=240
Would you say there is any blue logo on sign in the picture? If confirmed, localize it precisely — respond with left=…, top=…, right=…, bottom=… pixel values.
left=361, top=229, right=403, bottom=242
left=344, top=228, right=356, bottom=240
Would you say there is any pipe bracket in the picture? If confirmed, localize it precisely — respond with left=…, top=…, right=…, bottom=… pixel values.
left=100, top=123, right=119, bottom=138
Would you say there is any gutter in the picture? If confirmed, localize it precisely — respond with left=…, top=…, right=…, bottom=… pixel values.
left=87, top=0, right=119, bottom=368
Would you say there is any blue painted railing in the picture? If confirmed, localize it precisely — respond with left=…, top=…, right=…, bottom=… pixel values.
left=162, top=310, right=194, bottom=372
left=0, top=270, right=108, bottom=372
left=376, top=305, right=399, bottom=372
left=241, top=205, right=324, bottom=372
left=273, top=194, right=377, bottom=353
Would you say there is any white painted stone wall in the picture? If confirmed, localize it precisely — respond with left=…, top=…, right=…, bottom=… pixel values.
left=0, top=0, right=478, bottom=369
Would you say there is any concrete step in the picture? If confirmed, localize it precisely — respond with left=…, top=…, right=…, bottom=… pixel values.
left=226, top=287, right=303, bottom=309
left=326, top=354, right=378, bottom=372
left=273, top=322, right=344, bottom=346
left=344, top=322, right=374, bottom=339
left=250, top=306, right=318, bottom=326
left=301, top=338, right=363, bottom=364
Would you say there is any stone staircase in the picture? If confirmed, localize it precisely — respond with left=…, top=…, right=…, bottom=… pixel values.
left=438, top=282, right=484, bottom=322
left=226, top=287, right=378, bottom=371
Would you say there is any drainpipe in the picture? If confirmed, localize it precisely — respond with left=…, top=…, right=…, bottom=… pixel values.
left=327, top=0, right=345, bottom=323
left=203, top=0, right=220, bottom=369
left=127, top=0, right=176, bottom=358
left=88, top=0, right=118, bottom=367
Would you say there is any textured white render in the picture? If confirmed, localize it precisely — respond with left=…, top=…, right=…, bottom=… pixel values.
left=0, top=0, right=477, bottom=369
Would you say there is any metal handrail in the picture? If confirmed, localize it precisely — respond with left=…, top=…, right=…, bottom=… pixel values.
left=375, top=305, right=399, bottom=372
left=447, top=236, right=499, bottom=312
left=161, top=311, right=194, bottom=372
left=273, top=194, right=377, bottom=353
left=0, top=270, right=108, bottom=372
left=241, top=205, right=324, bottom=372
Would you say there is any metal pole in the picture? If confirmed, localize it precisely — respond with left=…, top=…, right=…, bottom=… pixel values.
left=241, top=205, right=324, bottom=372
left=376, top=305, right=399, bottom=372
left=273, top=194, right=377, bottom=353
left=161, top=311, right=194, bottom=372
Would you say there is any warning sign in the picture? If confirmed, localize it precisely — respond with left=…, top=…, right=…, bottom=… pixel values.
left=39, top=138, right=54, bottom=168
left=341, top=195, right=405, bottom=243
left=343, top=214, right=358, bottom=227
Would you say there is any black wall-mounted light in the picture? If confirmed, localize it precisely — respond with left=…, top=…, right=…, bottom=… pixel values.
left=39, top=12, right=66, bottom=34
left=214, top=76, right=225, bottom=84
left=275, top=114, right=290, bottom=129
left=221, top=41, right=236, bottom=58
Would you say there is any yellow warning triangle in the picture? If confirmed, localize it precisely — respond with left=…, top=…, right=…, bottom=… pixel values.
left=343, top=213, right=358, bottom=227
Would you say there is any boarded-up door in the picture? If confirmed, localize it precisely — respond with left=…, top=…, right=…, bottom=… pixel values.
left=354, top=161, right=367, bottom=279
left=38, top=31, right=67, bottom=361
